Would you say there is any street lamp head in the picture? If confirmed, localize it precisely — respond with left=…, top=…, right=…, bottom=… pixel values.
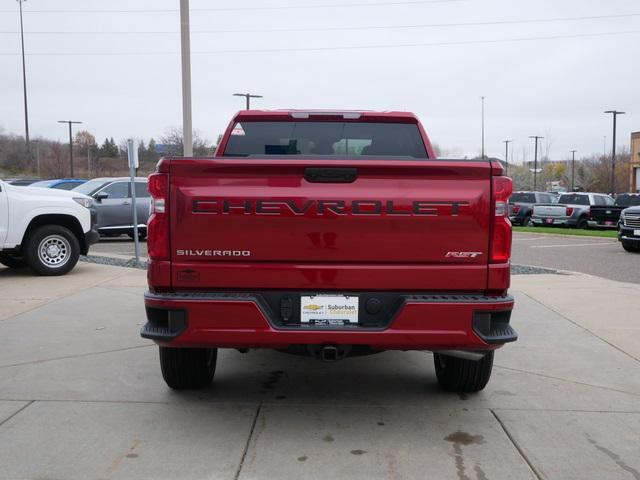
left=604, top=110, right=626, bottom=115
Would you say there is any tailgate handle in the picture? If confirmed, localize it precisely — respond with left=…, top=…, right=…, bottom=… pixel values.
left=304, top=167, right=357, bottom=183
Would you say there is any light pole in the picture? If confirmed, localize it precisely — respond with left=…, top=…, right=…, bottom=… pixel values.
left=571, top=150, right=577, bottom=191
left=529, top=136, right=543, bottom=191
left=480, top=96, right=486, bottom=158
left=180, top=0, right=193, bottom=156
left=604, top=110, right=625, bottom=194
left=58, top=120, right=82, bottom=177
left=503, top=140, right=512, bottom=176
left=17, top=0, right=30, bottom=151
left=233, top=93, right=263, bottom=110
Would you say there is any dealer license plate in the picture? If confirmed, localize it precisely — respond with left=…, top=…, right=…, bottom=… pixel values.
left=545, top=218, right=554, bottom=224
left=300, top=295, right=359, bottom=326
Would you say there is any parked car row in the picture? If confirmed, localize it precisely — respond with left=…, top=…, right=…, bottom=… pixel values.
left=1, top=175, right=151, bottom=276
left=9, top=176, right=150, bottom=240
left=509, top=190, right=640, bottom=254
left=531, top=192, right=615, bottom=229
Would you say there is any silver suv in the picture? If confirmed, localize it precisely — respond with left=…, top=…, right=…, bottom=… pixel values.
left=72, top=177, right=150, bottom=239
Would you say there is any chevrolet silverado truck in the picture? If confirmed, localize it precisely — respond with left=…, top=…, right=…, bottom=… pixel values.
left=509, top=191, right=557, bottom=226
left=589, top=193, right=640, bottom=229
left=0, top=178, right=99, bottom=275
left=532, top=192, right=613, bottom=228
left=142, top=110, right=516, bottom=393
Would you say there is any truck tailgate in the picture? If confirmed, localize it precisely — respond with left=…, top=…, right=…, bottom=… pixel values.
left=168, top=158, right=493, bottom=291
left=534, top=204, right=566, bottom=217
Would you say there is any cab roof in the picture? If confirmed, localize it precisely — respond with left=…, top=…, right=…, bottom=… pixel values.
left=233, top=109, right=419, bottom=123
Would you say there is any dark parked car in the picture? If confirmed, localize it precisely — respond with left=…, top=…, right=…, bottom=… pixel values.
left=589, top=193, right=640, bottom=229
left=29, top=178, right=87, bottom=190
left=618, top=206, right=640, bottom=253
left=72, top=177, right=150, bottom=239
left=509, top=191, right=557, bottom=226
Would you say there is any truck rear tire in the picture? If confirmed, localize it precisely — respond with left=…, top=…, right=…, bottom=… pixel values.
left=0, top=253, right=27, bottom=269
left=433, top=351, right=494, bottom=393
left=159, top=347, right=217, bottom=390
left=24, top=225, right=80, bottom=276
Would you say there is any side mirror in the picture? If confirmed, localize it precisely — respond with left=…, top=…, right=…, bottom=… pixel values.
left=95, top=192, right=109, bottom=202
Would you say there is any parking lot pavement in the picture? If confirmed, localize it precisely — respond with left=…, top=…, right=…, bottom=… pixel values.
left=1, top=265, right=640, bottom=479
left=90, top=236, right=148, bottom=259
left=512, top=232, right=640, bottom=284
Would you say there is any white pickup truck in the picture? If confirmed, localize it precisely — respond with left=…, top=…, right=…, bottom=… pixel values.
left=0, top=179, right=99, bottom=275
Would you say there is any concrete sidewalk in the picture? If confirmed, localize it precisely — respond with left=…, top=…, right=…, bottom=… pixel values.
left=1, top=264, right=639, bottom=479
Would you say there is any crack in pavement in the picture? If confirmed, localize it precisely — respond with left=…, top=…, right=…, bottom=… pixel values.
left=491, top=409, right=543, bottom=480
left=494, top=364, right=640, bottom=399
left=234, top=404, right=262, bottom=480
left=0, top=400, right=35, bottom=428
left=0, top=269, right=135, bottom=322
left=0, top=344, right=153, bottom=369
left=518, top=291, right=640, bottom=364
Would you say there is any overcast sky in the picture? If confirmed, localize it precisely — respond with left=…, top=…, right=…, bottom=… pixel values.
left=1, top=0, right=638, bottom=160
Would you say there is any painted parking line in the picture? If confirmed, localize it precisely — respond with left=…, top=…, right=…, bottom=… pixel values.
left=530, top=242, right=615, bottom=249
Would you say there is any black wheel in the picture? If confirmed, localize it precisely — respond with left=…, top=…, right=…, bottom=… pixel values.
left=433, top=351, right=494, bottom=393
left=159, top=347, right=217, bottom=390
left=523, top=215, right=533, bottom=227
left=24, top=225, right=80, bottom=276
left=0, top=253, right=27, bottom=269
left=576, top=217, right=588, bottom=229
left=622, top=241, right=640, bottom=253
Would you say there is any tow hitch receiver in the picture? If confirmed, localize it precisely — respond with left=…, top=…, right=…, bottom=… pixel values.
left=308, top=344, right=351, bottom=362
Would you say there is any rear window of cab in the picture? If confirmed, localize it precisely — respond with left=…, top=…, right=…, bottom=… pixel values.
left=222, top=121, right=428, bottom=159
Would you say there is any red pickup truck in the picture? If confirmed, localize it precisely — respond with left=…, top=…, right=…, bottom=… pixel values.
left=142, top=110, right=516, bottom=393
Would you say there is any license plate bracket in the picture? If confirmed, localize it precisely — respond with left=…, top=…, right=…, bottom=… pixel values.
left=300, top=295, right=359, bottom=326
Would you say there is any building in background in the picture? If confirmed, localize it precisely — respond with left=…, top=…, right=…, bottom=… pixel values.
left=631, top=132, right=640, bottom=193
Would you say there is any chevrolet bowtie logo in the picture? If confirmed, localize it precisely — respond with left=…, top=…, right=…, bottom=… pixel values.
left=303, top=304, right=323, bottom=311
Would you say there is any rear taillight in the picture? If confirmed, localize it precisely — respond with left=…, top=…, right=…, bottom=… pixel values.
left=512, top=204, right=521, bottom=214
left=147, top=172, right=169, bottom=260
left=566, top=207, right=574, bottom=217
left=491, top=176, right=513, bottom=263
